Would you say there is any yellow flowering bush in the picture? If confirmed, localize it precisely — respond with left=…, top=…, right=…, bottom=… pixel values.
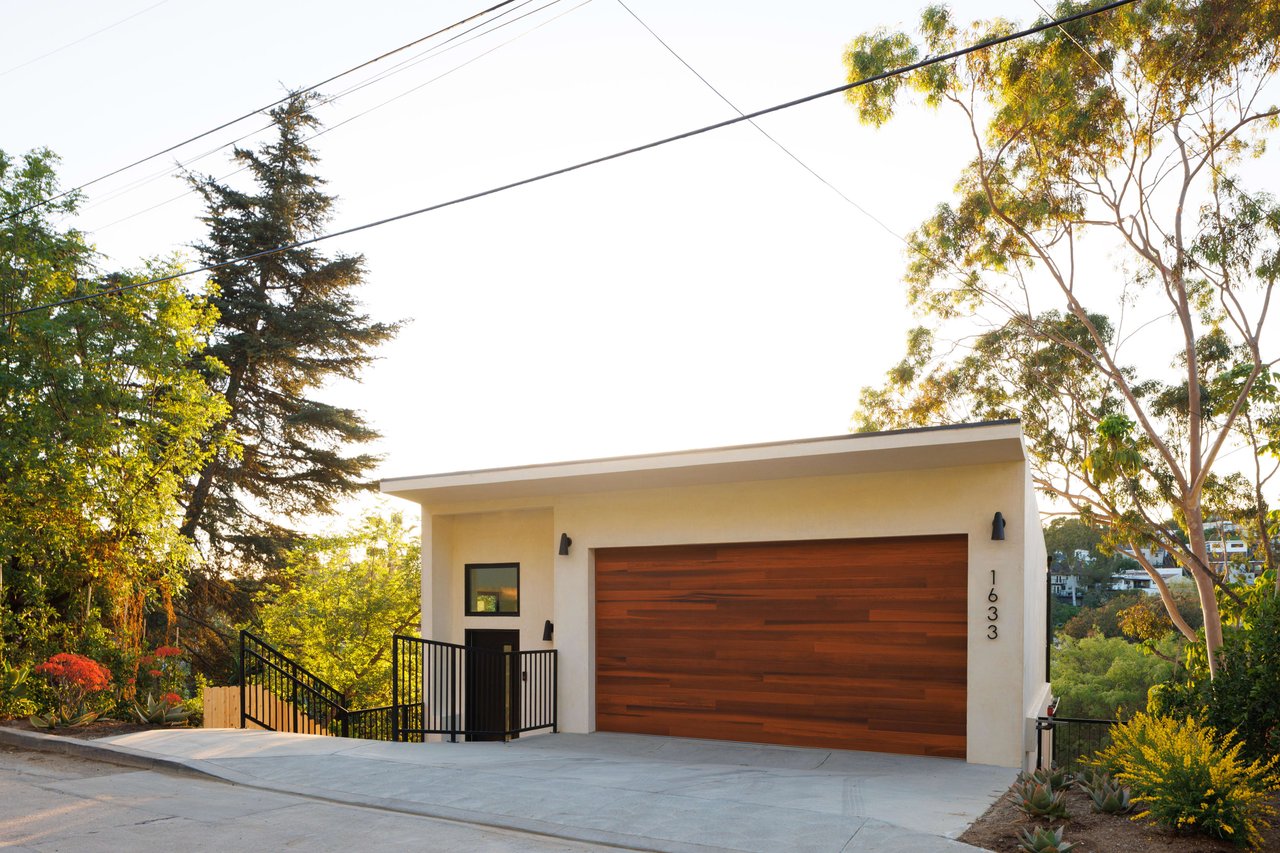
left=1092, top=712, right=1279, bottom=849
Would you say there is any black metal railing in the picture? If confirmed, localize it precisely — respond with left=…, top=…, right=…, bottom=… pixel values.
left=1036, top=716, right=1117, bottom=775
left=240, top=630, right=349, bottom=736
left=393, top=635, right=557, bottom=742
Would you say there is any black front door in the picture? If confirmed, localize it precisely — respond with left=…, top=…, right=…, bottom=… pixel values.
left=464, top=629, right=520, bottom=741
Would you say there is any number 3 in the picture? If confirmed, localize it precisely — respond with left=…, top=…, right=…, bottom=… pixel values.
left=987, top=624, right=998, bottom=639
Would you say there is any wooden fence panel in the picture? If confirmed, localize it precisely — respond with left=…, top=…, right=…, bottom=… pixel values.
left=201, top=685, right=318, bottom=732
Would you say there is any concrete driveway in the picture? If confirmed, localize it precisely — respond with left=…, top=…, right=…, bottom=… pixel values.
left=6, top=728, right=1014, bottom=852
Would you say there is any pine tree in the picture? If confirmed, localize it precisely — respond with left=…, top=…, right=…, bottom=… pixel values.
left=180, top=94, right=399, bottom=578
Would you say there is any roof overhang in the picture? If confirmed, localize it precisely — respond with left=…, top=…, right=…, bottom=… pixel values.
left=380, top=420, right=1026, bottom=507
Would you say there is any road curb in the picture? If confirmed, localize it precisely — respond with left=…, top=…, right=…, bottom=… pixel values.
left=0, top=726, right=219, bottom=781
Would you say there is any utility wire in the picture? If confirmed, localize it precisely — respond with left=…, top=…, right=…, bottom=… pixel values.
left=5, top=0, right=521, bottom=221
left=80, top=0, right=547, bottom=216
left=84, top=0, right=585, bottom=233
left=3, top=0, right=1138, bottom=320
left=0, top=0, right=173, bottom=79
left=614, top=0, right=905, bottom=244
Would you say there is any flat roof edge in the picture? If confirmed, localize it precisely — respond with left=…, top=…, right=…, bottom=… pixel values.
left=380, top=419, right=1021, bottom=492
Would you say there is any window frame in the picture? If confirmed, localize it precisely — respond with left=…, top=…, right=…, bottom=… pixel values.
left=464, top=562, right=521, bottom=617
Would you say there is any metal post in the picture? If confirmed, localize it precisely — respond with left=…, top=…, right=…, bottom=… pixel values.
left=449, top=647, right=457, bottom=743
left=1045, top=555, right=1053, bottom=683
left=552, top=650, right=558, bottom=733
left=392, top=636, right=400, bottom=743
left=503, top=645, right=512, bottom=742
left=238, top=630, right=247, bottom=730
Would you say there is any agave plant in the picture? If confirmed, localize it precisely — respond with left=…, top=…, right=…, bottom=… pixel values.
left=1073, top=767, right=1106, bottom=791
left=1010, top=777, right=1070, bottom=820
left=29, top=707, right=100, bottom=729
left=132, top=692, right=191, bottom=725
left=1017, top=825, right=1076, bottom=853
left=1027, top=763, right=1070, bottom=790
left=1082, top=773, right=1133, bottom=814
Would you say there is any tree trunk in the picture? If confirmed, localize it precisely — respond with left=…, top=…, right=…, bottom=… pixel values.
left=1185, top=502, right=1224, bottom=677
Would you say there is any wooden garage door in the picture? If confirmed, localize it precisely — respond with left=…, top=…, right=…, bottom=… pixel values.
left=595, top=535, right=967, bottom=758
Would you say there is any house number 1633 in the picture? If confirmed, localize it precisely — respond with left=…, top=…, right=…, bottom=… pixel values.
left=986, top=569, right=999, bottom=639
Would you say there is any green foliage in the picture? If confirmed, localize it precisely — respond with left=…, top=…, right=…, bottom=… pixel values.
left=177, top=94, right=400, bottom=682
left=844, top=0, right=1280, bottom=674
left=1, top=148, right=229, bottom=668
left=1094, top=712, right=1280, bottom=848
left=1151, top=581, right=1280, bottom=762
left=1062, top=587, right=1203, bottom=641
left=1016, top=825, right=1075, bottom=853
left=254, top=511, right=420, bottom=707
left=1051, top=634, right=1174, bottom=720
left=0, top=659, right=33, bottom=718
left=1010, top=775, right=1070, bottom=820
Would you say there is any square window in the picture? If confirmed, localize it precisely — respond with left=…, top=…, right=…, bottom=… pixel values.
left=466, top=563, right=519, bottom=616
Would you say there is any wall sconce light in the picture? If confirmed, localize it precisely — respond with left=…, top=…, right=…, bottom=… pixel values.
left=542, top=620, right=554, bottom=642
left=558, top=533, right=572, bottom=556
left=991, top=512, right=1006, bottom=541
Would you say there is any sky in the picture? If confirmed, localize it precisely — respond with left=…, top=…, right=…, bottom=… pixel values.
left=6, top=0, right=1278, bottom=525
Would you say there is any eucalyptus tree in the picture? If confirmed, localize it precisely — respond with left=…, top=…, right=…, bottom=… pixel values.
left=843, top=0, right=1280, bottom=674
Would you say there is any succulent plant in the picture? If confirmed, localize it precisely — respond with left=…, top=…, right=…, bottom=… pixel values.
left=131, top=693, right=191, bottom=725
left=1073, top=767, right=1106, bottom=791
left=1010, top=777, right=1071, bottom=819
left=29, top=707, right=99, bottom=729
left=1017, top=825, right=1076, bottom=853
left=1028, top=763, right=1071, bottom=790
left=1083, top=774, right=1134, bottom=814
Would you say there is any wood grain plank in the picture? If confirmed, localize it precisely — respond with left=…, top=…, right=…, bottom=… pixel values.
left=595, top=535, right=967, bottom=759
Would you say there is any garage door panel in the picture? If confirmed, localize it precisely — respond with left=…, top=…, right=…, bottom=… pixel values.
left=596, top=535, right=967, bottom=758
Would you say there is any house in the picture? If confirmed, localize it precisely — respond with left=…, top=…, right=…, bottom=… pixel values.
left=381, top=419, right=1051, bottom=769
left=1050, top=567, right=1085, bottom=604
left=1109, top=566, right=1185, bottom=595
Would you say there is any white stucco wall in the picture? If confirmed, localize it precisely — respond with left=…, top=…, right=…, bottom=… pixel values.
left=411, top=458, right=1044, bottom=767
left=424, top=509, right=556, bottom=655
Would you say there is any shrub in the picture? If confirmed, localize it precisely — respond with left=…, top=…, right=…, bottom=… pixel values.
left=0, top=660, right=33, bottom=718
left=1094, top=712, right=1280, bottom=848
left=30, top=653, right=113, bottom=729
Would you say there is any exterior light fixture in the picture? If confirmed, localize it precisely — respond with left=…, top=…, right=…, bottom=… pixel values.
left=991, top=512, right=1006, bottom=541
left=558, top=533, right=572, bottom=556
left=542, top=620, right=554, bottom=642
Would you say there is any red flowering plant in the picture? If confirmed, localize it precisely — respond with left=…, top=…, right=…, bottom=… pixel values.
left=30, top=653, right=113, bottom=729
left=131, top=645, right=191, bottom=725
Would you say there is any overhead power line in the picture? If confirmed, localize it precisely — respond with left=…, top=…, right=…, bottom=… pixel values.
left=2, top=0, right=1138, bottom=320
left=0, top=0, right=173, bottom=79
left=83, top=0, right=588, bottom=234
left=5, top=0, right=521, bottom=221
left=80, top=0, right=550, bottom=217
left=613, top=0, right=905, bottom=244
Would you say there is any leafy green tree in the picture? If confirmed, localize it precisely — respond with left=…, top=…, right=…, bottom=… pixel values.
left=1151, top=571, right=1280, bottom=760
left=1052, top=634, right=1176, bottom=719
left=843, top=1, right=1280, bottom=675
left=0, top=148, right=228, bottom=668
left=178, top=94, right=400, bottom=675
left=255, top=511, right=420, bottom=707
